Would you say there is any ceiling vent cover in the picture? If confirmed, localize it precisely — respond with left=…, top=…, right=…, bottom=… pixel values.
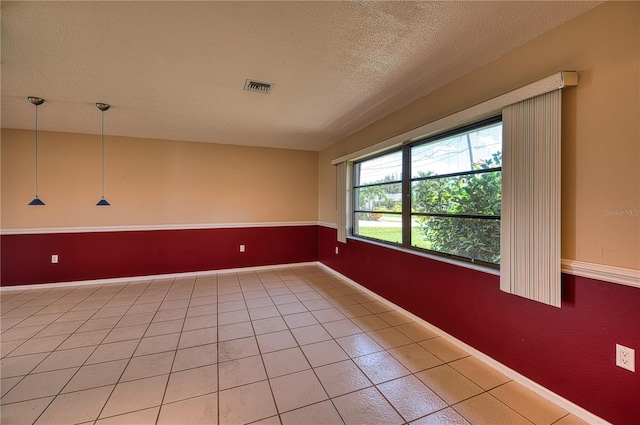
left=244, top=80, right=273, bottom=94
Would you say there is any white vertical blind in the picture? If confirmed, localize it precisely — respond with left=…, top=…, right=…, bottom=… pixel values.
left=501, top=90, right=562, bottom=307
left=336, top=162, right=347, bottom=243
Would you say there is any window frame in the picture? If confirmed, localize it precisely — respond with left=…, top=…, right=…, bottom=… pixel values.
left=351, top=116, right=503, bottom=268
left=352, top=147, right=404, bottom=247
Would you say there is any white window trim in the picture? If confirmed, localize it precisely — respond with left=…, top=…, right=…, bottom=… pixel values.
left=335, top=162, right=348, bottom=243
left=331, top=71, right=577, bottom=166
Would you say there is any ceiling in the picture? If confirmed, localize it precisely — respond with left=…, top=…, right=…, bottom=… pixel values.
left=1, top=1, right=600, bottom=151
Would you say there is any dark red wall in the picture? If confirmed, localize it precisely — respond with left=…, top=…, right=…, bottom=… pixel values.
left=1, top=225, right=318, bottom=286
left=318, top=226, right=639, bottom=424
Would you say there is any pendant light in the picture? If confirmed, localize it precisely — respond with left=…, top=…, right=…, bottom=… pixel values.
left=28, top=96, right=45, bottom=205
left=96, top=102, right=111, bottom=206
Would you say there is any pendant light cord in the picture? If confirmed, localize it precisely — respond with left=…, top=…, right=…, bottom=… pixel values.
left=34, top=104, right=39, bottom=197
left=95, top=102, right=110, bottom=206
left=101, top=110, right=105, bottom=199
left=27, top=96, right=45, bottom=205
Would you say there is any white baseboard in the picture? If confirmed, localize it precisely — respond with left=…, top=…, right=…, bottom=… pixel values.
left=0, top=262, right=318, bottom=292
left=317, top=262, right=611, bottom=425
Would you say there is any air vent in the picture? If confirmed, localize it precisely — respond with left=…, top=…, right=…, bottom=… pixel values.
left=244, top=80, right=273, bottom=94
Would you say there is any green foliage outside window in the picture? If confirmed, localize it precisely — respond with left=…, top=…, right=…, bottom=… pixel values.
left=412, top=152, right=502, bottom=263
left=353, top=118, right=502, bottom=265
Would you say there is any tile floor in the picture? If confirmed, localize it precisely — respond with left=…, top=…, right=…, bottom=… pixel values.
left=0, top=265, right=589, bottom=425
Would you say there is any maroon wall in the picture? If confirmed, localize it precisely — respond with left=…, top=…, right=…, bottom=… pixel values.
left=318, top=225, right=639, bottom=424
left=1, top=225, right=318, bottom=286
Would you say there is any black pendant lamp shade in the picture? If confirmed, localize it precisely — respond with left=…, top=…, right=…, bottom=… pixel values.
left=28, top=96, right=45, bottom=205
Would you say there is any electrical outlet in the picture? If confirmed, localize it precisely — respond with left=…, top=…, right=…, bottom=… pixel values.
left=51, top=254, right=59, bottom=264
left=616, top=344, right=635, bottom=372
left=335, top=247, right=339, bottom=254
left=239, top=244, right=245, bottom=253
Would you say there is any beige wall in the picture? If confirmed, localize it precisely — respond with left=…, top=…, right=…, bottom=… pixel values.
left=1, top=129, right=318, bottom=227
left=2, top=2, right=638, bottom=268
left=319, top=2, right=640, bottom=270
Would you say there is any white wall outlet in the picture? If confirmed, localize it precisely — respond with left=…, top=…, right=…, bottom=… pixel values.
left=616, top=344, right=635, bottom=372
left=335, top=247, right=339, bottom=254
left=51, top=254, right=59, bottom=264
left=239, top=244, right=245, bottom=253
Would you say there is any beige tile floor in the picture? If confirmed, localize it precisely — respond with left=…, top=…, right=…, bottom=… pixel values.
left=0, top=265, right=590, bottom=425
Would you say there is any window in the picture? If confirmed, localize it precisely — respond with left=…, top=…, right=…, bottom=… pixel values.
left=353, top=150, right=403, bottom=244
left=352, top=117, right=503, bottom=266
left=339, top=71, right=574, bottom=305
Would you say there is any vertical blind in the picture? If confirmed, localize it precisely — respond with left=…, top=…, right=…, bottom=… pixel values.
left=501, top=90, right=562, bottom=307
left=336, top=162, right=347, bottom=243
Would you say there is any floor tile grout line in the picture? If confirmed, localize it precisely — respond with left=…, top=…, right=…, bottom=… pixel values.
left=0, top=282, right=135, bottom=410
left=1, top=285, right=103, bottom=341
left=286, top=286, right=349, bottom=424
left=402, top=405, right=457, bottom=425
left=300, top=278, right=410, bottom=424
left=216, top=273, right=221, bottom=425
left=279, top=272, right=469, bottom=423
left=92, top=405, right=158, bottom=424
left=87, top=277, right=176, bottom=424
left=284, top=269, right=380, bottom=422
left=154, top=275, right=198, bottom=425
left=309, top=270, right=427, bottom=424
left=315, top=282, right=472, bottom=422
left=242, top=271, right=284, bottom=425
left=463, top=385, right=539, bottom=425
left=9, top=280, right=146, bottom=424
left=550, top=412, right=572, bottom=425
left=0, top=287, right=64, bottom=319
left=218, top=269, right=531, bottom=424
left=313, top=268, right=567, bottom=423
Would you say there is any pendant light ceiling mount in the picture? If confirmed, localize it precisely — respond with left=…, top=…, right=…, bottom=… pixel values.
left=28, top=96, right=45, bottom=205
left=28, top=96, right=45, bottom=106
left=96, top=102, right=111, bottom=206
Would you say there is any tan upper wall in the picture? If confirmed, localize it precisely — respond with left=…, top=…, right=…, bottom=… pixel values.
left=319, top=2, right=640, bottom=270
left=1, top=130, right=318, bottom=228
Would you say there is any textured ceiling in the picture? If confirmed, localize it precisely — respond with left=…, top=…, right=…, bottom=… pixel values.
left=1, top=1, right=600, bottom=151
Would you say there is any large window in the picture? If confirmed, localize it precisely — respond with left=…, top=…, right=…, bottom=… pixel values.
left=353, top=117, right=502, bottom=266
left=342, top=72, right=573, bottom=305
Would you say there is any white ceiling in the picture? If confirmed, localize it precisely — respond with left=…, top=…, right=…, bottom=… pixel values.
left=1, top=1, right=600, bottom=151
